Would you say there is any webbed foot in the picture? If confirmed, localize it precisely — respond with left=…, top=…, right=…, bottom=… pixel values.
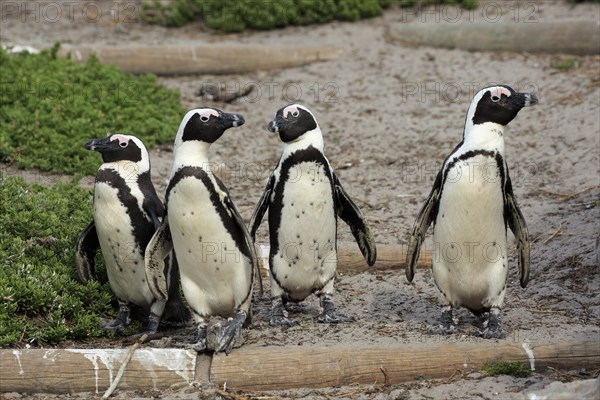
left=100, top=302, right=131, bottom=333
left=317, top=295, right=355, bottom=324
left=269, top=297, right=298, bottom=326
left=214, top=311, right=247, bottom=355
left=477, top=309, right=506, bottom=339
left=428, top=307, right=460, bottom=335
left=189, top=323, right=208, bottom=352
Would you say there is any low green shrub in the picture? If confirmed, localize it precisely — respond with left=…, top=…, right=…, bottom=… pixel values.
left=0, top=174, right=113, bottom=347
left=0, top=44, right=184, bottom=176
left=483, top=361, right=532, bottom=378
left=142, top=0, right=400, bottom=31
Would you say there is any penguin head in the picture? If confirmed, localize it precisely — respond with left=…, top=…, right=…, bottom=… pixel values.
left=466, top=85, right=538, bottom=129
left=268, top=104, right=319, bottom=143
left=175, top=107, right=245, bottom=145
left=84, top=134, right=148, bottom=167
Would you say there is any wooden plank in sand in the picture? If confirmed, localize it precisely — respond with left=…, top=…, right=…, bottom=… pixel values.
left=59, top=45, right=343, bottom=75
left=1, top=340, right=598, bottom=393
left=386, top=20, right=600, bottom=55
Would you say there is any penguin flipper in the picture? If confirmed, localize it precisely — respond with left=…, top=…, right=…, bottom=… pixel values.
left=213, top=177, right=263, bottom=296
left=75, top=220, right=100, bottom=284
left=333, top=173, right=377, bottom=266
left=222, top=190, right=264, bottom=297
left=249, top=174, right=274, bottom=242
left=406, top=174, right=441, bottom=282
left=145, top=216, right=173, bottom=300
left=505, top=178, right=530, bottom=288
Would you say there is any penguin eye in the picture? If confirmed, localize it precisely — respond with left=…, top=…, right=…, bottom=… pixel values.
left=200, top=115, right=210, bottom=122
left=119, top=141, right=128, bottom=148
left=491, top=95, right=501, bottom=102
left=291, top=111, right=299, bottom=117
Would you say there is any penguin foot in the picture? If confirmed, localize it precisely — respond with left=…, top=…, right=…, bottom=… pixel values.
left=269, top=315, right=299, bottom=326
left=428, top=307, right=459, bottom=335
left=317, top=296, right=354, bottom=324
left=145, top=313, right=160, bottom=335
left=317, top=310, right=355, bottom=323
left=428, top=323, right=460, bottom=335
left=269, top=297, right=298, bottom=326
left=99, top=318, right=128, bottom=333
left=214, top=311, right=247, bottom=355
left=188, top=323, right=208, bottom=352
left=477, top=310, right=506, bottom=339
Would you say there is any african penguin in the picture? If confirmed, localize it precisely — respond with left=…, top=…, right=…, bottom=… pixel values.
left=76, top=133, right=189, bottom=334
left=145, top=108, right=261, bottom=354
left=406, top=85, right=536, bottom=338
left=250, top=104, right=376, bottom=326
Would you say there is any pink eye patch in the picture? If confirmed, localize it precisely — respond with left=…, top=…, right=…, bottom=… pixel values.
left=283, top=105, right=300, bottom=118
left=198, top=109, right=220, bottom=121
left=490, top=87, right=511, bottom=99
left=110, top=134, right=130, bottom=147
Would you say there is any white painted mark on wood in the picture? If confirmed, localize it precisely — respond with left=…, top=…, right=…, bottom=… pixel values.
left=67, top=350, right=119, bottom=394
left=12, top=350, right=24, bottom=375
left=137, top=349, right=196, bottom=384
left=522, top=342, right=536, bottom=371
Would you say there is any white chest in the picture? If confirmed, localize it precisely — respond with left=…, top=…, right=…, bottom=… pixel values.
left=271, top=161, right=338, bottom=299
left=168, top=176, right=252, bottom=317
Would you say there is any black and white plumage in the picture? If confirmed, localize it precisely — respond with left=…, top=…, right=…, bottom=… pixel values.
left=145, top=108, right=260, bottom=354
left=76, top=133, right=189, bottom=334
left=406, top=85, right=536, bottom=338
left=250, top=104, right=376, bottom=326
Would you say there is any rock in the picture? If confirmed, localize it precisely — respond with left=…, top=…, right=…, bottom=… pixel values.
left=513, top=377, right=599, bottom=400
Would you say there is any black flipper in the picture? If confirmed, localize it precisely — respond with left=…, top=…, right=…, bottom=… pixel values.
left=145, top=216, right=173, bottom=300
left=249, top=174, right=275, bottom=242
left=406, top=169, right=443, bottom=282
left=504, top=171, right=530, bottom=288
left=333, top=173, right=377, bottom=266
left=75, top=220, right=100, bottom=284
left=163, top=252, right=192, bottom=323
left=216, top=178, right=263, bottom=297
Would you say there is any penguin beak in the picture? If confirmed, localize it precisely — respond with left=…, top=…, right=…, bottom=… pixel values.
left=268, top=117, right=285, bottom=133
left=84, top=137, right=115, bottom=152
left=225, top=113, right=245, bottom=128
left=512, top=92, right=538, bottom=108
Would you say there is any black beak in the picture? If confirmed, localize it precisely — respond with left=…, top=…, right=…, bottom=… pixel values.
left=225, top=113, right=245, bottom=128
left=84, top=137, right=114, bottom=152
left=512, top=92, right=538, bottom=108
left=268, top=117, right=285, bottom=133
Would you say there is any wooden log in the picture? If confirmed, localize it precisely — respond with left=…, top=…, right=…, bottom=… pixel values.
left=1, top=340, right=597, bottom=393
left=58, top=45, right=343, bottom=75
left=256, top=243, right=432, bottom=276
left=0, top=348, right=204, bottom=394
left=386, top=20, right=600, bottom=55
left=210, top=340, right=600, bottom=391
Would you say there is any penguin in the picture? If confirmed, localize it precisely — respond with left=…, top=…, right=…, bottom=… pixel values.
left=76, top=133, right=189, bottom=334
left=405, top=85, right=536, bottom=338
left=250, top=104, right=376, bottom=326
left=145, top=107, right=261, bottom=354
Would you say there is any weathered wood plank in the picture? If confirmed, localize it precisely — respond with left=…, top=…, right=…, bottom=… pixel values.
left=0, top=348, right=202, bottom=394
left=386, top=20, right=600, bottom=55
left=58, top=45, right=343, bottom=75
left=210, top=340, right=600, bottom=391
left=1, top=340, right=597, bottom=393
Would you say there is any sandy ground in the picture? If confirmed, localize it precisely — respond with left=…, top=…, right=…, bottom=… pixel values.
left=1, top=0, right=599, bottom=399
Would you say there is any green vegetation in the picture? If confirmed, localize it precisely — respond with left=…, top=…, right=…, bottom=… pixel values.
left=483, top=361, right=532, bottom=378
left=0, top=174, right=113, bottom=347
left=0, top=44, right=184, bottom=176
left=552, top=58, right=577, bottom=71
left=142, top=0, right=399, bottom=31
